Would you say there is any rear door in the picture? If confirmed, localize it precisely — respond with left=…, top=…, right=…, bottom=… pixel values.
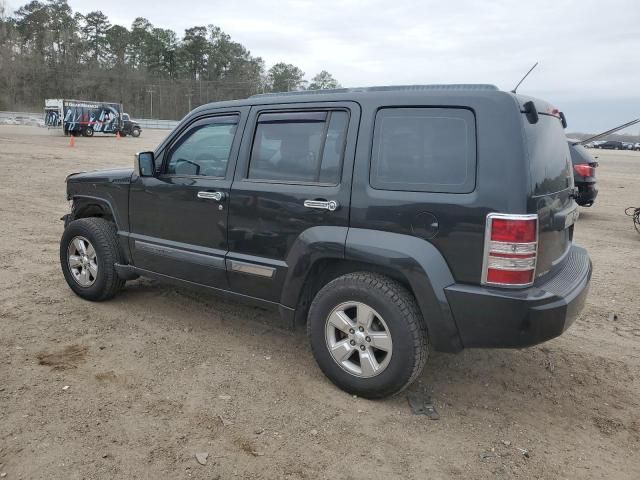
left=226, top=101, right=360, bottom=302
left=128, top=109, right=247, bottom=288
left=524, top=111, right=577, bottom=278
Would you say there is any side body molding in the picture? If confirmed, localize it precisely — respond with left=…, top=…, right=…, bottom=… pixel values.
left=345, top=228, right=463, bottom=352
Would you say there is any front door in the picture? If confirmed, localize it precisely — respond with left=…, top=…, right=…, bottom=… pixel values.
left=128, top=110, right=247, bottom=288
left=227, top=102, right=360, bottom=302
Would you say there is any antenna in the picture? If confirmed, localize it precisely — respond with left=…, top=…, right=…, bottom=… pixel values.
left=511, top=62, right=539, bottom=94
left=573, top=118, right=640, bottom=145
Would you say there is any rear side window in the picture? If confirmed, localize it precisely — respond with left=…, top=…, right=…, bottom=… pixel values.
left=370, top=108, right=476, bottom=193
left=248, top=110, right=349, bottom=184
left=525, top=115, right=572, bottom=196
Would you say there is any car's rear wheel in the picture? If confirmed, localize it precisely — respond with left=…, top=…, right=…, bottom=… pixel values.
left=308, top=272, right=428, bottom=399
left=83, top=126, right=94, bottom=137
left=60, top=218, right=125, bottom=301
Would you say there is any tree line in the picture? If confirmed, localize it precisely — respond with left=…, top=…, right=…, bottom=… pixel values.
left=0, top=0, right=341, bottom=119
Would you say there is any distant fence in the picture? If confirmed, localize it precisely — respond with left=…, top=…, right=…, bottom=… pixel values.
left=135, top=118, right=179, bottom=129
left=0, top=111, right=178, bottom=130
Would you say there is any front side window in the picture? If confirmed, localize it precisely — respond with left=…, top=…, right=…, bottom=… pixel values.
left=370, top=108, right=476, bottom=193
left=248, top=110, right=349, bottom=184
left=166, top=116, right=238, bottom=177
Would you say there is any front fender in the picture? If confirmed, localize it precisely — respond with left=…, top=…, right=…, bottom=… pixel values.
left=66, top=190, right=132, bottom=264
left=70, top=195, right=121, bottom=228
left=345, top=228, right=462, bottom=352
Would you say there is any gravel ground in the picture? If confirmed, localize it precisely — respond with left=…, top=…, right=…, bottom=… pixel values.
left=0, top=126, right=639, bottom=479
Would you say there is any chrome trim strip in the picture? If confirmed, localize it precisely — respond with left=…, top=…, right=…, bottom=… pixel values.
left=229, top=260, right=275, bottom=278
left=135, top=240, right=225, bottom=269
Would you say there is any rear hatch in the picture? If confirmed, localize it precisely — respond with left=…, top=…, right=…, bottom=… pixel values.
left=520, top=99, right=577, bottom=279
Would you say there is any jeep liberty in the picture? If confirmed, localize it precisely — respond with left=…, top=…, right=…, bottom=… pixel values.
left=60, top=85, right=592, bottom=398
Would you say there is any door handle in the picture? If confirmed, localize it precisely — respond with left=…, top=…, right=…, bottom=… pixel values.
left=303, top=199, right=339, bottom=211
left=197, top=191, right=225, bottom=201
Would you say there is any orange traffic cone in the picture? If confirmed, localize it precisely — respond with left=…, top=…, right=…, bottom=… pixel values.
left=69, top=135, right=75, bottom=147
left=116, top=131, right=121, bottom=140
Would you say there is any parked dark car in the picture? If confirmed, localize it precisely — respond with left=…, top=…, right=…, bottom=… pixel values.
left=598, top=140, right=624, bottom=150
left=568, top=141, right=598, bottom=207
left=59, top=85, right=591, bottom=398
left=120, top=113, right=142, bottom=137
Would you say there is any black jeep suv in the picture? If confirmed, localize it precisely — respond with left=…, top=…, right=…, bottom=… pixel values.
left=60, top=85, right=592, bottom=398
left=568, top=141, right=598, bottom=207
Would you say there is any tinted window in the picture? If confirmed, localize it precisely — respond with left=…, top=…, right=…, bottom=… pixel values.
left=370, top=108, right=476, bottom=193
left=166, top=116, right=238, bottom=177
left=248, top=110, right=348, bottom=184
left=524, top=114, right=572, bottom=195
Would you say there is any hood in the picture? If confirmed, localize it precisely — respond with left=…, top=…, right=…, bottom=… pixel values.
left=66, top=167, right=134, bottom=184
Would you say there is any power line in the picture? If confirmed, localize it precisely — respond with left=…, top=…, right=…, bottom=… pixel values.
left=145, top=84, right=157, bottom=118
left=185, top=91, right=194, bottom=112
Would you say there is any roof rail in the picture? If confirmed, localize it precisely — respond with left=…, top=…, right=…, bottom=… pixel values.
left=250, top=84, right=499, bottom=99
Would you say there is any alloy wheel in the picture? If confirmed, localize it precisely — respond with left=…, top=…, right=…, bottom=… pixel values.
left=67, top=236, right=98, bottom=287
left=324, top=301, right=393, bottom=378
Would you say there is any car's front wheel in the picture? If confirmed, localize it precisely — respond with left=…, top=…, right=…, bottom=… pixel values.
left=308, top=272, right=428, bottom=399
left=131, top=127, right=141, bottom=137
left=60, top=218, right=125, bottom=301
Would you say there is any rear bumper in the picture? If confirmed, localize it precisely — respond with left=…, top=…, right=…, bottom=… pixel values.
left=445, top=245, right=591, bottom=348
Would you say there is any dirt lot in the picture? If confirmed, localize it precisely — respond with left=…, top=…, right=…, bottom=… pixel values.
left=0, top=125, right=639, bottom=479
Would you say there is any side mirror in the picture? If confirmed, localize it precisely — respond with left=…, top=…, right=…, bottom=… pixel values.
left=135, top=151, right=155, bottom=177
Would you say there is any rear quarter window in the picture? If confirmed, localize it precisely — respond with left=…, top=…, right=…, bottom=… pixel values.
left=525, top=115, right=573, bottom=196
left=370, top=108, right=476, bottom=193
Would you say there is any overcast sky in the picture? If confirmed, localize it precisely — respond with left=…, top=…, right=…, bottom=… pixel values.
left=10, top=0, right=640, bottom=132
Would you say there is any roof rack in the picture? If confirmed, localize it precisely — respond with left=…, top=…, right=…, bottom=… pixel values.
left=250, top=84, right=499, bottom=99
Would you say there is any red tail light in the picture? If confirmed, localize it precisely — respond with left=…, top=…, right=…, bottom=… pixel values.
left=573, top=164, right=594, bottom=177
left=482, top=213, right=538, bottom=287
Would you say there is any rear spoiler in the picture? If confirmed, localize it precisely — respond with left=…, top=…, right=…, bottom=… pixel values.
left=571, top=118, right=640, bottom=146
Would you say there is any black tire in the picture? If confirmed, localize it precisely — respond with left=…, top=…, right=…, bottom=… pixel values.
left=60, top=218, right=125, bottom=301
left=307, top=272, right=428, bottom=399
left=131, top=128, right=141, bottom=138
left=83, top=126, right=94, bottom=137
